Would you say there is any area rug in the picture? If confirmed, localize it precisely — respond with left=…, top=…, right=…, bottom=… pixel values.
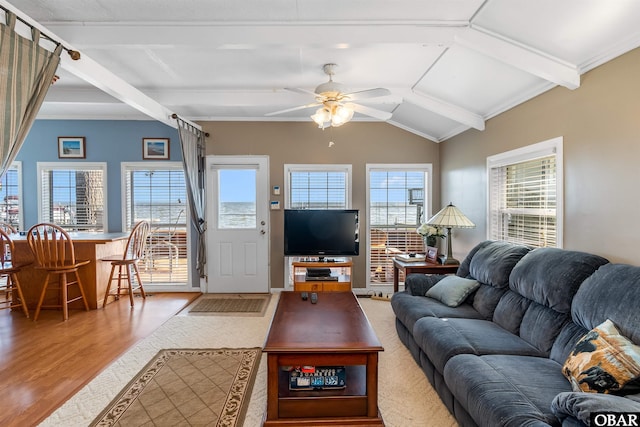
left=188, top=294, right=271, bottom=316
left=91, top=348, right=261, bottom=427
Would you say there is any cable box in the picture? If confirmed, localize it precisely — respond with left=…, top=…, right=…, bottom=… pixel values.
left=306, top=267, right=331, bottom=277
left=305, top=275, right=338, bottom=281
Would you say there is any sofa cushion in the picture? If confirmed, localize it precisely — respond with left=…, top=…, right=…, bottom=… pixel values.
left=403, top=272, right=446, bottom=296
left=415, top=317, right=544, bottom=374
left=456, top=240, right=494, bottom=279
left=571, top=263, right=640, bottom=345
left=444, top=354, right=572, bottom=427
left=562, top=319, right=640, bottom=394
left=390, top=292, right=484, bottom=333
left=508, top=248, right=609, bottom=314
left=468, top=241, right=531, bottom=289
left=425, top=276, right=480, bottom=307
left=491, top=248, right=608, bottom=355
left=552, top=392, right=640, bottom=427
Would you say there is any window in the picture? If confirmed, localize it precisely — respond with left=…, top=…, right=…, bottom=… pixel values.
left=0, top=162, right=23, bottom=231
left=285, top=165, right=351, bottom=209
left=37, top=162, right=107, bottom=232
left=367, top=164, right=432, bottom=284
left=284, top=164, right=352, bottom=287
left=487, top=137, right=563, bottom=248
left=122, top=162, right=188, bottom=286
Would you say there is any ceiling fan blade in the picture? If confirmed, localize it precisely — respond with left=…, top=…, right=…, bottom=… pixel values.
left=265, top=102, right=321, bottom=116
left=285, top=87, right=319, bottom=97
left=350, top=103, right=393, bottom=121
left=343, top=88, right=391, bottom=101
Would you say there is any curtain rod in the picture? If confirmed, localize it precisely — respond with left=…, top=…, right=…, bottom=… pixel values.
left=172, top=114, right=209, bottom=137
left=0, top=5, right=80, bottom=60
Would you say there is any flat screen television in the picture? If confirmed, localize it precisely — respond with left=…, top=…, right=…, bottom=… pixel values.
left=284, top=209, right=359, bottom=258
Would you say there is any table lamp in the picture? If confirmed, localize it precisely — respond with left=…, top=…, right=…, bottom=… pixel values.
left=426, top=203, right=475, bottom=265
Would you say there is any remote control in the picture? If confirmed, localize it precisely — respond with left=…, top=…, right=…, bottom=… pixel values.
left=301, top=292, right=308, bottom=301
left=310, top=292, right=318, bottom=304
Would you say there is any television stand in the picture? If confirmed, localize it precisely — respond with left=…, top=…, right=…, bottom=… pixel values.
left=293, top=261, right=352, bottom=292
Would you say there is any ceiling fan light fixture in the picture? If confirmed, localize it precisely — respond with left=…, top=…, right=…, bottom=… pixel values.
left=331, top=104, right=354, bottom=127
left=311, top=107, right=331, bottom=128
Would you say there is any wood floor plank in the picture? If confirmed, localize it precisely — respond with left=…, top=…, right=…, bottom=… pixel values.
left=0, top=292, right=200, bottom=427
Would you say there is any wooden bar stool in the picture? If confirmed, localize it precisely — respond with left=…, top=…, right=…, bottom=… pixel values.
left=102, top=221, right=150, bottom=307
left=0, top=229, right=30, bottom=318
left=27, top=223, right=90, bottom=321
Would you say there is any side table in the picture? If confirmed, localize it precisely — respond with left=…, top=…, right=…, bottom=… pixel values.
left=392, top=258, right=460, bottom=293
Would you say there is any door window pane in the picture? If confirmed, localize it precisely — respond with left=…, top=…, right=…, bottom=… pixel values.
left=218, top=169, right=256, bottom=229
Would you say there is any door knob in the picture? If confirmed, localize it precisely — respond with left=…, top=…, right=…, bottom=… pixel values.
left=260, top=230, right=266, bottom=235
left=261, top=221, right=266, bottom=225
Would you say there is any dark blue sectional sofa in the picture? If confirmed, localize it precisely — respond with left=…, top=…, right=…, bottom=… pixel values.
left=391, top=240, right=640, bottom=427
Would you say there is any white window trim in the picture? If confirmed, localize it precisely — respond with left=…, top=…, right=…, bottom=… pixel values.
left=365, top=163, right=433, bottom=288
left=486, top=136, right=564, bottom=248
left=283, top=164, right=353, bottom=209
left=36, top=162, right=108, bottom=232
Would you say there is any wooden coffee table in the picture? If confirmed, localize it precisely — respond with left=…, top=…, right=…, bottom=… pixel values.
left=262, top=291, right=384, bottom=426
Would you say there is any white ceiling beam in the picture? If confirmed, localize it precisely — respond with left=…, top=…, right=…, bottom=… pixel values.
left=455, top=27, right=580, bottom=90
left=59, top=54, right=177, bottom=127
left=403, top=91, right=485, bottom=131
left=46, top=86, right=405, bottom=108
left=0, top=0, right=198, bottom=130
left=44, top=23, right=463, bottom=48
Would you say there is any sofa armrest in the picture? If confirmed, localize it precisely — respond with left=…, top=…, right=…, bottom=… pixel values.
left=551, top=392, right=640, bottom=426
left=404, top=273, right=447, bottom=296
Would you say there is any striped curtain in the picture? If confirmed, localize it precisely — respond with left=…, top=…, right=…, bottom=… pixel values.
left=0, top=12, right=61, bottom=178
left=176, top=116, right=207, bottom=277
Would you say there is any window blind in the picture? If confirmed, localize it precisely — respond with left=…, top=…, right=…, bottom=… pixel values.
left=289, top=171, right=347, bottom=209
left=369, top=169, right=428, bottom=283
left=39, top=164, right=106, bottom=232
left=489, top=155, right=557, bottom=247
left=123, top=164, right=188, bottom=285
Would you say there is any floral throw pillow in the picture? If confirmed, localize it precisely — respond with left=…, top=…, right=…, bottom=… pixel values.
left=562, top=319, right=640, bottom=394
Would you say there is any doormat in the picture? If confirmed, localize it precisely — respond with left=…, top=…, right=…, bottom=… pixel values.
left=188, top=294, right=271, bottom=316
left=91, top=348, right=261, bottom=427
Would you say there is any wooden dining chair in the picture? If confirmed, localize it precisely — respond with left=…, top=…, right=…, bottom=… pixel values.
left=0, top=229, right=29, bottom=318
left=0, top=222, right=17, bottom=234
left=27, top=223, right=90, bottom=321
left=102, top=221, right=150, bottom=307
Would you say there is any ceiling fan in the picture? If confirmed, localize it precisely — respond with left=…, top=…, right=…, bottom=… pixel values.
left=266, top=63, right=393, bottom=129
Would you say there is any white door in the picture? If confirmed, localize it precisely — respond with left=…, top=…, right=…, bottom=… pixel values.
left=206, top=155, right=270, bottom=293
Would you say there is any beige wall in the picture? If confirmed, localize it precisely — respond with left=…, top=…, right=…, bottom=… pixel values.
left=199, top=121, right=440, bottom=288
left=441, top=47, right=640, bottom=264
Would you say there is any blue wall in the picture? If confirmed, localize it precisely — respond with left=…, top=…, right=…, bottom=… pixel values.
left=19, top=120, right=180, bottom=232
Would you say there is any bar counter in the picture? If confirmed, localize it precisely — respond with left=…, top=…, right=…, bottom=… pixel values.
left=12, top=232, right=129, bottom=310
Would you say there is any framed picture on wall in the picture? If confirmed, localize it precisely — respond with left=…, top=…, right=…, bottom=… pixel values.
left=58, top=137, right=86, bottom=159
left=142, top=138, right=170, bottom=160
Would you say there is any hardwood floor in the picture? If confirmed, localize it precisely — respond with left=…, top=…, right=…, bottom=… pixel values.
left=0, top=292, right=201, bottom=427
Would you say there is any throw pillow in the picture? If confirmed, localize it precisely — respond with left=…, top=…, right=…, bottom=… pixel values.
left=562, top=319, right=640, bottom=394
left=425, top=276, right=480, bottom=307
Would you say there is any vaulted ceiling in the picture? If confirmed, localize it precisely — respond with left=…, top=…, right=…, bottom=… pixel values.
left=4, top=0, right=640, bottom=142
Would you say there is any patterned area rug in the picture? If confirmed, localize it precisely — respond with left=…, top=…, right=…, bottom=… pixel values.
left=91, top=348, right=261, bottom=427
left=188, top=295, right=270, bottom=316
